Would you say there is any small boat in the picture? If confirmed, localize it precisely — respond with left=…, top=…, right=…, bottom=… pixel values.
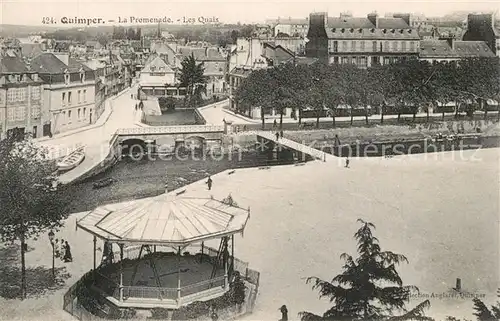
left=57, top=147, right=85, bottom=171
left=93, top=178, right=114, bottom=189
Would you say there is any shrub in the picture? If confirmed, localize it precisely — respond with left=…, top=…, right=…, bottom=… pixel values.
left=151, top=307, right=170, bottom=319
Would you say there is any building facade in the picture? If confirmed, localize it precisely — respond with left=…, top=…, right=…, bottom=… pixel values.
left=272, top=17, right=309, bottom=38
left=419, top=38, right=495, bottom=63
left=0, top=56, right=46, bottom=139
left=137, top=53, right=184, bottom=100
left=306, top=12, right=421, bottom=67
left=31, top=52, right=96, bottom=134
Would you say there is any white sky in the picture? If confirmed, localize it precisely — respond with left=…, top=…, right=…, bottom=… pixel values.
left=1, top=0, right=499, bottom=26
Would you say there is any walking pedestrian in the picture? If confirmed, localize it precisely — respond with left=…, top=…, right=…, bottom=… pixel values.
left=60, top=239, right=66, bottom=261
left=135, top=103, right=138, bottom=111
left=210, top=304, right=219, bottom=321
left=345, top=158, right=350, bottom=168
left=279, top=305, right=288, bottom=321
left=280, top=130, right=283, bottom=138
left=275, top=132, right=279, bottom=141
left=206, top=176, right=213, bottom=191
left=63, top=241, right=73, bottom=262
left=273, top=119, right=277, bottom=128
left=130, top=94, right=133, bottom=99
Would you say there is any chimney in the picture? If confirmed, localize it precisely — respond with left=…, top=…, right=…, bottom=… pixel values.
left=367, top=13, right=378, bottom=28
left=393, top=13, right=411, bottom=27
left=54, top=52, right=69, bottom=66
left=445, top=36, right=455, bottom=50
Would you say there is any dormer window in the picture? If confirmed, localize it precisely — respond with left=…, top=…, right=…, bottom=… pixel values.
left=358, top=28, right=362, bottom=33
left=408, top=29, right=412, bottom=33
left=341, top=28, right=345, bottom=33
left=400, top=29, right=404, bottom=33
left=15, top=74, right=21, bottom=82
left=391, top=29, right=395, bottom=33
left=350, top=28, right=354, bottom=33
left=64, top=69, right=70, bottom=85
left=383, top=29, right=387, bottom=33
left=79, top=68, right=85, bottom=82
left=370, top=28, right=375, bottom=33
left=32, top=74, right=38, bottom=81
left=332, top=28, right=336, bottom=32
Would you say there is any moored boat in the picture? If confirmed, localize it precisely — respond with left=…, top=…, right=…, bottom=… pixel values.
left=93, top=178, right=114, bottom=189
left=57, top=147, right=85, bottom=171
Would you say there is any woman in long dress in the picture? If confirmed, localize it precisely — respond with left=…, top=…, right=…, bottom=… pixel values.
left=63, top=241, right=73, bottom=262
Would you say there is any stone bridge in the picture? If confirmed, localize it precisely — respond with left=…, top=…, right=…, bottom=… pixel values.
left=115, top=125, right=226, bottom=153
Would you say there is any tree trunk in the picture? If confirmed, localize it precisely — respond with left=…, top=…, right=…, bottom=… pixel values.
left=454, top=102, right=459, bottom=119
left=380, top=106, right=384, bottom=124
left=412, top=113, right=416, bottom=122
left=426, top=108, right=430, bottom=122
left=20, top=234, right=26, bottom=300
left=332, top=115, right=336, bottom=128
left=397, top=113, right=401, bottom=122
left=298, top=110, right=302, bottom=125
left=365, top=107, right=369, bottom=125
left=497, top=104, right=500, bottom=122
left=350, top=108, right=354, bottom=126
left=260, top=107, right=265, bottom=130
left=316, top=115, right=320, bottom=128
left=442, top=111, right=445, bottom=121
left=484, top=109, right=488, bottom=120
left=279, top=109, right=284, bottom=129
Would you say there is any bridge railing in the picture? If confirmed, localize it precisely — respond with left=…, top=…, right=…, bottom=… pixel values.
left=115, top=125, right=225, bottom=136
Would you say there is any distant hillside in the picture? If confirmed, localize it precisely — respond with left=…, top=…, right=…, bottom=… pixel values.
left=0, top=24, right=61, bottom=37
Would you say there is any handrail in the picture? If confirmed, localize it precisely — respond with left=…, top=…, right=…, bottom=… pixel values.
left=180, top=275, right=225, bottom=291
left=115, top=124, right=225, bottom=136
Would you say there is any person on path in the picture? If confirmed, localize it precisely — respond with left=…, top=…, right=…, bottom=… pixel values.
left=279, top=305, right=288, bottom=321
left=273, top=119, right=277, bottom=128
left=130, top=94, right=133, bottom=99
left=54, top=239, right=60, bottom=258
left=60, top=239, right=66, bottom=261
left=207, top=176, right=213, bottom=190
left=275, top=132, right=279, bottom=141
left=63, top=241, right=73, bottom=262
left=280, top=130, right=283, bottom=138
left=210, top=305, right=219, bottom=321
left=345, top=157, right=350, bottom=168
left=135, top=103, right=138, bottom=111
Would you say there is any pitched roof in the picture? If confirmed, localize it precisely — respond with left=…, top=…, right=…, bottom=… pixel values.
left=76, top=195, right=250, bottom=245
left=326, top=26, right=420, bottom=40
left=0, top=56, right=30, bottom=73
left=20, top=43, right=44, bottom=58
left=419, top=40, right=495, bottom=58
left=177, top=47, right=225, bottom=61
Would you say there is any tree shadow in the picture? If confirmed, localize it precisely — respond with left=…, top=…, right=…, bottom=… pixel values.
left=0, top=245, right=71, bottom=299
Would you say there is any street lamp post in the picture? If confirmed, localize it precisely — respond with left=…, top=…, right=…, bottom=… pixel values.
left=48, top=231, right=55, bottom=279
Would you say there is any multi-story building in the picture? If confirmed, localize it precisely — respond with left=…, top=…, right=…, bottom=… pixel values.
left=306, top=12, right=421, bottom=67
left=137, top=53, right=185, bottom=100
left=462, top=13, right=500, bottom=57
left=177, top=46, right=227, bottom=99
left=419, top=37, right=495, bottom=63
left=270, top=17, right=309, bottom=38
left=0, top=56, right=46, bottom=139
left=31, top=52, right=96, bottom=134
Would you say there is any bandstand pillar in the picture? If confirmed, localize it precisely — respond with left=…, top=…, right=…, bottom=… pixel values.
left=177, top=246, right=181, bottom=308
left=93, top=236, right=96, bottom=270
left=119, top=244, right=124, bottom=302
left=224, top=239, right=228, bottom=291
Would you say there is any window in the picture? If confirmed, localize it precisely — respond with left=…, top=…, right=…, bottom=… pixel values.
left=342, top=41, right=347, bottom=52
left=80, top=71, right=85, bottom=82
left=383, top=56, right=391, bottom=65
left=392, top=41, right=397, bottom=51
left=62, top=92, right=66, bottom=105
left=409, top=41, right=415, bottom=51
left=78, top=108, right=81, bottom=119
left=384, top=41, right=389, bottom=51
left=372, top=41, right=377, bottom=52
left=64, top=72, right=70, bottom=85
left=402, top=41, right=407, bottom=51
left=83, top=107, right=86, bottom=116
left=31, top=105, right=41, bottom=118
left=359, top=56, right=367, bottom=68
left=68, top=92, right=72, bottom=105
left=68, top=110, right=72, bottom=121
left=31, top=86, right=40, bottom=100
left=7, top=108, right=15, bottom=122
left=83, top=90, right=87, bottom=102
left=14, top=106, right=26, bottom=121
left=341, top=56, right=349, bottom=64
left=78, top=90, right=81, bottom=103
left=360, top=41, right=365, bottom=51
left=351, top=41, right=356, bottom=51
left=333, top=41, right=338, bottom=52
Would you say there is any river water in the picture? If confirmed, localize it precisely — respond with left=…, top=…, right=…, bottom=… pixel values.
left=63, top=149, right=298, bottom=213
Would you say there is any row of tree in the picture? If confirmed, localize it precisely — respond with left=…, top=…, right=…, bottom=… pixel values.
left=235, top=58, right=500, bottom=129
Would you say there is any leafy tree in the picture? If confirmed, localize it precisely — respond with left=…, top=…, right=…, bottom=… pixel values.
left=135, top=28, right=142, bottom=40
left=230, top=30, right=239, bottom=44
left=96, top=33, right=110, bottom=47
left=0, top=132, right=70, bottom=299
left=229, top=271, right=246, bottom=310
left=126, top=27, right=136, bottom=40
left=240, top=25, right=255, bottom=38
left=177, top=54, right=207, bottom=107
left=299, top=219, right=432, bottom=321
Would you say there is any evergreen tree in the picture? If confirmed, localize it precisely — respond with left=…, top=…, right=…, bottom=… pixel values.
left=299, top=219, right=432, bottom=321
left=472, top=297, right=500, bottom=321
left=177, top=53, right=207, bottom=107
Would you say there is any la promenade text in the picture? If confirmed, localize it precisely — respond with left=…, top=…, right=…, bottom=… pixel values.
left=43, top=16, right=219, bottom=25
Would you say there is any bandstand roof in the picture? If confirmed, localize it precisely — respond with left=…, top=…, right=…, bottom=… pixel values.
left=76, top=195, right=250, bottom=246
